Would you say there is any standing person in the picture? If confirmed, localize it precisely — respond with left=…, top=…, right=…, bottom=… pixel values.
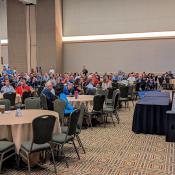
left=82, top=65, right=88, bottom=76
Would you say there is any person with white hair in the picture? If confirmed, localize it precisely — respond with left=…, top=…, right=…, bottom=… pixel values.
left=41, top=81, right=56, bottom=110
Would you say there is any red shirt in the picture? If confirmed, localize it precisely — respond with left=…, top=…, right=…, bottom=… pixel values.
left=16, top=85, right=31, bottom=96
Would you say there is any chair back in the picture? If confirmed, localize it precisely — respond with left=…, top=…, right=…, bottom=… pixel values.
left=96, top=88, right=106, bottom=95
left=37, top=86, right=44, bottom=96
left=106, top=87, right=114, bottom=99
left=112, top=82, right=119, bottom=89
left=112, top=90, right=120, bottom=110
left=22, top=91, right=31, bottom=104
left=67, top=109, right=80, bottom=136
left=128, top=85, right=135, bottom=98
left=93, top=95, right=105, bottom=112
left=40, top=94, right=48, bottom=110
left=119, top=86, right=129, bottom=98
left=86, top=88, right=96, bottom=95
left=77, top=103, right=86, bottom=131
left=25, top=97, right=41, bottom=109
left=32, top=115, right=56, bottom=144
left=0, top=99, right=10, bottom=111
left=54, top=99, right=66, bottom=124
left=3, top=92, right=16, bottom=106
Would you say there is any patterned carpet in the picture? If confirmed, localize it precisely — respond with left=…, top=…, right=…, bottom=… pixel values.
left=3, top=105, right=175, bottom=175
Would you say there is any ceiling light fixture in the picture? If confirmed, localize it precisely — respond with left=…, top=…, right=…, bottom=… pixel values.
left=62, top=31, right=175, bottom=43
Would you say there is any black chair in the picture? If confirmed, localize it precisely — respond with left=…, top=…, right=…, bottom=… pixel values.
left=0, top=140, right=16, bottom=173
left=112, top=82, right=119, bottom=89
left=103, top=90, right=120, bottom=126
left=37, top=86, right=44, bottom=97
left=40, top=93, right=55, bottom=111
left=40, top=94, right=48, bottom=110
left=62, top=103, right=86, bottom=154
left=52, top=109, right=81, bottom=167
left=87, top=95, right=105, bottom=127
left=3, top=92, right=16, bottom=107
left=119, top=86, right=130, bottom=110
left=86, top=88, right=96, bottom=95
left=19, top=115, right=57, bottom=175
left=22, top=91, right=32, bottom=104
left=105, top=87, right=115, bottom=104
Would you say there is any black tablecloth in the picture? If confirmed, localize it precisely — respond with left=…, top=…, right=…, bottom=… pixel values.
left=132, top=92, right=171, bottom=135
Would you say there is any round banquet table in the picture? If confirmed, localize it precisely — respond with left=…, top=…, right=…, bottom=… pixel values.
left=0, top=109, right=61, bottom=154
left=0, top=93, right=21, bottom=103
left=67, top=95, right=94, bottom=111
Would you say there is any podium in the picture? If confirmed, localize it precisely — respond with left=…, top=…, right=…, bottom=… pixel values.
left=166, top=111, right=175, bottom=142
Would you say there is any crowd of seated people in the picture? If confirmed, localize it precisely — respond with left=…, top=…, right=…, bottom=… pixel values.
left=0, top=65, right=174, bottom=111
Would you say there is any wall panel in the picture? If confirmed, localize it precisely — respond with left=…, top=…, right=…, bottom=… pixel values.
left=63, top=39, right=175, bottom=73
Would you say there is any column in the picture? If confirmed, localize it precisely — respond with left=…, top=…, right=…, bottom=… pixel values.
left=36, top=0, right=63, bottom=73
left=7, top=0, right=28, bottom=72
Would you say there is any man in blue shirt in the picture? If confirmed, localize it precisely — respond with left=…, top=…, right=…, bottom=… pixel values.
left=41, top=81, right=56, bottom=110
left=63, top=82, right=75, bottom=95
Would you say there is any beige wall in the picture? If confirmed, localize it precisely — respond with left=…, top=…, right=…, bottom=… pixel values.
left=63, top=0, right=175, bottom=36
left=63, top=39, right=175, bottom=73
left=7, top=0, right=28, bottom=72
left=63, top=0, right=175, bottom=73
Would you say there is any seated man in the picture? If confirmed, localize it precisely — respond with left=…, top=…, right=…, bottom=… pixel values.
left=16, top=78, right=31, bottom=96
left=63, top=82, right=75, bottom=95
left=1, top=79, right=16, bottom=93
left=55, top=83, right=74, bottom=116
left=41, top=81, right=56, bottom=110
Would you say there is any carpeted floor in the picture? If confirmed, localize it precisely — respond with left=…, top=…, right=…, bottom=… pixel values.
left=4, top=105, right=175, bottom=175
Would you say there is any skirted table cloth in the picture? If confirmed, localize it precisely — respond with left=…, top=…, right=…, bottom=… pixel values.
left=132, top=92, right=171, bottom=135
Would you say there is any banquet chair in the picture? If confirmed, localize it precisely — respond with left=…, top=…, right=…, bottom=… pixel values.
left=40, top=94, right=48, bottom=110
left=112, top=82, right=119, bottom=89
left=37, top=86, right=44, bottom=97
left=96, top=88, right=106, bottom=96
left=54, top=99, right=66, bottom=126
left=86, top=88, right=96, bottom=95
left=61, top=103, right=86, bottom=154
left=24, top=97, right=41, bottom=109
left=52, top=109, right=81, bottom=167
left=128, top=85, right=136, bottom=106
left=18, top=115, right=57, bottom=175
left=105, top=87, right=115, bottom=104
left=103, top=90, right=120, bottom=126
left=22, top=91, right=32, bottom=104
left=87, top=95, right=105, bottom=127
left=0, top=140, right=16, bottom=173
left=119, top=85, right=130, bottom=110
left=3, top=92, right=16, bottom=107
left=0, top=99, right=11, bottom=111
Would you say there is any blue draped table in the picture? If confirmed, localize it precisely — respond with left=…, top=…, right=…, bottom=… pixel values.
left=132, top=92, right=171, bottom=135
